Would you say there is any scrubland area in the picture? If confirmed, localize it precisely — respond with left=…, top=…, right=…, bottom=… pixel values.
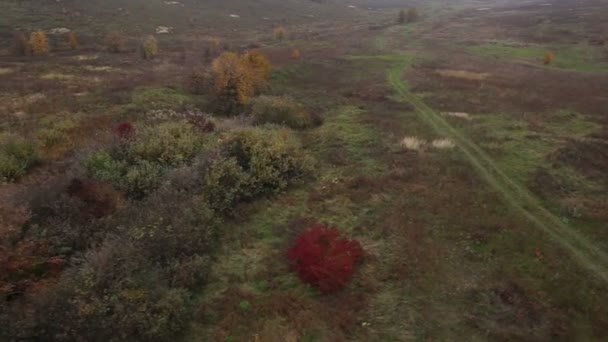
left=1, top=0, right=608, bottom=340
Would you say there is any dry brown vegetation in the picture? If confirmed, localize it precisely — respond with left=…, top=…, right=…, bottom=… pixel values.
left=273, top=26, right=287, bottom=41
left=104, top=32, right=127, bottom=53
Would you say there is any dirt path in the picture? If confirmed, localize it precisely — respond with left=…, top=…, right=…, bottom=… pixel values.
left=387, top=57, right=608, bottom=284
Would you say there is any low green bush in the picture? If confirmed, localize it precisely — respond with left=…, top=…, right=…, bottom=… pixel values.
left=130, top=121, right=204, bottom=166
left=86, top=152, right=165, bottom=199
left=85, top=151, right=128, bottom=183
left=122, top=160, right=165, bottom=198
left=36, top=116, right=78, bottom=148
left=131, top=87, right=193, bottom=112
left=202, top=127, right=314, bottom=212
left=0, top=134, right=38, bottom=182
left=251, top=95, right=313, bottom=129
left=224, top=127, right=314, bottom=196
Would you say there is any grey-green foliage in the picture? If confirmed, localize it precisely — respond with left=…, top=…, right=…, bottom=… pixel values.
left=130, top=121, right=204, bottom=166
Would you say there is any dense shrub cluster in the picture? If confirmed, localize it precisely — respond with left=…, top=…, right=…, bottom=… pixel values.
left=0, top=28, right=320, bottom=340
left=288, top=224, right=363, bottom=293
left=251, top=95, right=314, bottom=129
left=202, top=127, right=314, bottom=213
left=86, top=120, right=205, bottom=198
left=0, top=133, right=38, bottom=182
left=25, top=239, right=192, bottom=342
left=2, top=183, right=217, bottom=341
left=2, top=122, right=316, bottom=340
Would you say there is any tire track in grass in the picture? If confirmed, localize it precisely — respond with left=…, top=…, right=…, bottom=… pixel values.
left=387, top=57, right=608, bottom=284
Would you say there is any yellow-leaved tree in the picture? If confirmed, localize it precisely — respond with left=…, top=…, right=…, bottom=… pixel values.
left=212, top=52, right=255, bottom=105
left=29, top=31, right=49, bottom=56
left=241, top=49, right=271, bottom=86
left=68, top=32, right=79, bottom=50
left=544, top=51, right=555, bottom=65
left=210, top=37, right=221, bottom=50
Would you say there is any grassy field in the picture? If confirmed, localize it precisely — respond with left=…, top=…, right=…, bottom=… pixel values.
left=2, top=0, right=608, bottom=340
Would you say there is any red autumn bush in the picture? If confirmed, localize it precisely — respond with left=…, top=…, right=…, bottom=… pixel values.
left=114, top=121, right=135, bottom=141
left=288, top=224, right=363, bottom=293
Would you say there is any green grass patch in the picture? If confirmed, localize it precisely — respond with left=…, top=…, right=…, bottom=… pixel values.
left=130, top=87, right=196, bottom=112
left=468, top=111, right=600, bottom=184
left=306, top=105, right=386, bottom=174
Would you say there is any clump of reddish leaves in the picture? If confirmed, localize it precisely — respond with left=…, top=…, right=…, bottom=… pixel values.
left=114, top=121, right=135, bottom=141
left=288, top=224, right=363, bottom=293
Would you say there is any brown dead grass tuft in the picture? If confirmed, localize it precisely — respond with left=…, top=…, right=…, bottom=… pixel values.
left=400, top=136, right=425, bottom=151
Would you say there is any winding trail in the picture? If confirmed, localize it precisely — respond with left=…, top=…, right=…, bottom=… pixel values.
left=387, top=57, right=608, bottom=283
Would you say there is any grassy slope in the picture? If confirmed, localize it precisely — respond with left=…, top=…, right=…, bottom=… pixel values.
left=0, top=0, right=378, bottom=46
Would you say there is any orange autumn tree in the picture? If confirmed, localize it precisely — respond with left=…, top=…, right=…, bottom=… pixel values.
left=68, top=32, right=79, bottom=50
left=212, top=52, right=255, bottom=105
left=291, top=48, right=301, bottom=59
left=544, top=51, right=555, bottom=65
left=241, top=49, right=271, bottom=86
left=29, top=31, right=49, bottom=56
left=273, top=26, right=287, bottom=41
left=210, top=50, right=272, bottom=110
